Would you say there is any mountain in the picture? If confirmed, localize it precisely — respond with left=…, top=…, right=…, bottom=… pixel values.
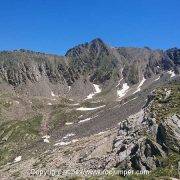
left=0, top=38, right=179, bottom=99
left=0, top=39, right=179, bottom=179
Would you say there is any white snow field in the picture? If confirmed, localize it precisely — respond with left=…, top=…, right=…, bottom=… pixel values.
left=85, top=84, right=102, bottom=100
left=76, top=105, right=105, bottom=111
left=133, top=77, right=146, bottom=94
left=14, top=156, right=22, bottom=163
left=42, top=135, right=50, bottom=143
left=117, top=83, right=129, bottom=98
left=167, top=70, right=175, bottom=78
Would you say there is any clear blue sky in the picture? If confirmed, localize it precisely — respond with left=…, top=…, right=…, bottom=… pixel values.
left=0, top=0, right=180, bottom=55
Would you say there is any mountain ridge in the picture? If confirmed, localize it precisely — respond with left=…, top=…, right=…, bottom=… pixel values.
left=0, top=38, right=179, bottom=100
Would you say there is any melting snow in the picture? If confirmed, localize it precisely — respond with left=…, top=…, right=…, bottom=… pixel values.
left=68, top=86, right=71, bottom=92
left=14, top=156, right=22, bottom=163
left=69, top=103, right=79, bottom=106
left=42, top=135, right=50, bottom=143
left=97, top=131, right=105, bottom=135
left=54, top=141, right=71, bottom=146
left=93, top=84, right=101, bottom=93
left=168, top=70, right=176, bottom=78
left=76, top=105, right=105, bottom=111
left=116, top=78, right=123, bottom=87
left=62, top=133, right=75, bottom=139
left=78, top=115, right=98, bottom=123
left=117, top=83, right=129, bottom=98
left=51, top=91, right=56, bottom=97
left=14, top=101, right=20, bottom=104
left=42, top=135, right=50, bottom=139
left=54, top=139, right=78, bottom=146
left=165, top=90, right=171, bottom=99
left=65, top=122, right=74, bottom=125
left=154, top=76, right=160, bottom=81
left=78, top=117, right=92, bottom=123
left=133, top=77, right=146, bottom=94
left=85, top=84, right=101, bottom=100
left=43, top=139, right=50, bottom=143
left=122, top=97, right=138, bottom=105
left=72, top=139, right=78, bottom=143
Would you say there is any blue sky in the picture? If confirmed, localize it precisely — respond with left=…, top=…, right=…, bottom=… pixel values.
left=0, top=0, right=180, bottom=54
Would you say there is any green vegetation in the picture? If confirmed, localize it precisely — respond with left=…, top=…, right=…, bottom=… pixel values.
left=0, top=115, right=43, bottom=166
left=50, top=107, right=82, bottom=129
left=80, top=101, right=104, bottom=108
left=150, top=83, right=180, bottom=122
left=150, top=153, right=180, bottom=178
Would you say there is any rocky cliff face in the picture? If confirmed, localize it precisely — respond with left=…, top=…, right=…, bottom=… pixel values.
left=0, top=39, right=179, bottom=99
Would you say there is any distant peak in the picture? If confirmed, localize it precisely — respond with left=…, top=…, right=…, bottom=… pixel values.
left=89, top=38, right=109, bottom=50
left=90, top=38, right=104, bottom=44
left=65, top=38, right=108, bottom=57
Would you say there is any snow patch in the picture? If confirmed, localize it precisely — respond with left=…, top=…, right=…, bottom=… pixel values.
left=167, top=70, right=176, bottom=78
left=65, top=122, right=74, bottom=125
left=72, top=139, right=79, bottom=143
left=54, top=138, right=78, bottom=146
left=43, top=138, right=50, bottom=143
left=94, top=84, right=101, bottom=93
left=69, top=103, right=79, bottom=106
left=117, top=83, right=129, bottom=98
left=85, top=84, right=102, bottom=100
left=14, top=101, right=19, bottom=104
left=154, top=76, right=160, bottom=81
left=62, top=133, right=75, bottom=139
left=78, top=115, right=98, bottom=123
left=122, top=97, right=138, bottom=105
left=42, top=135, right=50, bottom=143
left=42, top=135, right=50, bottom=139
left=51, top=91, right=56, bottom=97
left=54, top=141, right=71, bottom=146
left=133, top=77, right=146, bottom=94
left=165, top=90, right=171, bottom=99
left=78, top=117, right=92, bottom=123
left=97, top=131, right=105, bottom=135
left=47, top=103, right=52, bottom=105
left=68, top=86, right=71, bottom=92
left=14, top=156, right=22, bottom=163
left=116, top=78, right=123, bottom=87
left=76, top=105, right=105, bottom=111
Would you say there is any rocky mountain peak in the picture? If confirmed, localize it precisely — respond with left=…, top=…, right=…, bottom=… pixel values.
left=89, top=38, right=107, bottom=48
left=65, top=38, right=109, bottom=58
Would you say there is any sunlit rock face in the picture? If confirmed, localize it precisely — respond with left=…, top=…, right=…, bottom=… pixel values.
left=0, top=39, right=179, bottom=100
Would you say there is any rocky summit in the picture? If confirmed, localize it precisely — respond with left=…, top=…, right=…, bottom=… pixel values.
left=0, top=39, right=179, bottom=180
